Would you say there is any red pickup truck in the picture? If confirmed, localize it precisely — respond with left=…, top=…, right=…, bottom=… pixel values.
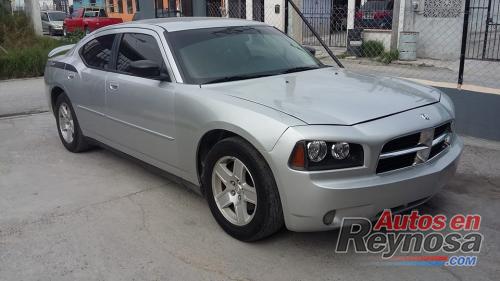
left=63, top=8, right=122, bottom=36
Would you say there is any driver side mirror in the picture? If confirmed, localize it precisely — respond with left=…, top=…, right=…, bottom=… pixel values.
left=303, top=46, right=317, bottom=56
left=129, top=60, right=170, bottom=81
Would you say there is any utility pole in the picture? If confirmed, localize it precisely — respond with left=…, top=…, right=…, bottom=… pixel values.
left=24, top=0, right=43, bottom=35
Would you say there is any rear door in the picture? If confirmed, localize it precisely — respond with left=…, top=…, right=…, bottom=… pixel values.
left=104, top=29, right=177, bottom=167
left=71, top=32, right=117, bottom=137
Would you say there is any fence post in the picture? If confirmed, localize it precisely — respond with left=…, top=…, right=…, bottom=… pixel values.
left=284, top=0, right=289, bottom=34
left=458, top=0, right=471, bottom=87
left=286, top=0, right=344, bottom=68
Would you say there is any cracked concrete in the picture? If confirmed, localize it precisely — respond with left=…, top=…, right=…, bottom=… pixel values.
left=0, top=110, right=499, bottom=280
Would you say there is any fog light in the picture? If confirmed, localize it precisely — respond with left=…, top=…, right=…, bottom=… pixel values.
left=331, top=142, right=350, bottom=160
left=307, top=141, right=327, bottom=162
left=323, top=210, right=336, bottom=225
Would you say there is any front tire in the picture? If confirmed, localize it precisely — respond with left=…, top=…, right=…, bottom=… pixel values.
left=202, top=137, right=284, bottom=241
left=55, top=94, right=90, bottom=153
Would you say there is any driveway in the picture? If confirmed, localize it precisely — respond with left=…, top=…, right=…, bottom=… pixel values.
left=0, top=78, right=499, bottom=280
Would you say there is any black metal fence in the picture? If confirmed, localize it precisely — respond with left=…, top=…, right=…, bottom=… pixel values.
left=301, top=0, right=347, bottom=47
left=465, top=0, right=500, bottom=61
left=200, top=0, right=499, bottom=90
left=301, top=0, right=393, bottom=47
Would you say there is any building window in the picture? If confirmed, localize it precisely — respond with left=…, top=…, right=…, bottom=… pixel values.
left=127, top=0, right=133, bottom=13
left=108, top=0, right=114, bottom=12
left=117, top=0, right=123, bottom=13
left=136, top=0, right=140, bottom=11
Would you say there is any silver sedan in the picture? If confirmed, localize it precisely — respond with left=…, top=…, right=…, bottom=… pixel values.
left=44, top=18, right=463, bottom=241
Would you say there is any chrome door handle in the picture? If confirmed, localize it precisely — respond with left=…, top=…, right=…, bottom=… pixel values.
left=109, top=82, right=119, bottom=90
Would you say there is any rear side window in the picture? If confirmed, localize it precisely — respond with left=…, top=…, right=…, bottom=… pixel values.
left=116, top=33, right=166, bottom=77
left=81, top=34, right=116, bottom=69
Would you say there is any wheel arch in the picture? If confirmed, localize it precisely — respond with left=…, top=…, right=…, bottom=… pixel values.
left=195, top=126, right=278, bottom=197
left=50, top=86, right=65, bottom=115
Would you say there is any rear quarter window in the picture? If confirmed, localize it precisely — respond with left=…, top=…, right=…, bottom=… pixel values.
left=80, top=34, right=116, bottom=70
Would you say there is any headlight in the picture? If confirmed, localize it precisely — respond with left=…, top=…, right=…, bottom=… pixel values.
left=307, top=141, right=327, bottom=162
left=331, top=142, right=350, bottom=160
left=289, top=140, right=364, bottom=171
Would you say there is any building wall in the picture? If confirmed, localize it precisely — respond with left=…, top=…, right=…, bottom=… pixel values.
left=401, top=0, right=465, bottom=61
left=107, top=0, right=181, bottom=21
left=264, top=0, right=284, bottom=30
left=73, top=0, right=105, bottom=9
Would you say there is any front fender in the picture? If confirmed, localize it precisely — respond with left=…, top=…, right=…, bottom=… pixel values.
left=173, top=87, right=304, bottom=185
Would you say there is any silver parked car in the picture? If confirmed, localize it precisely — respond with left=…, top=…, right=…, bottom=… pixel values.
left=44, top=18, right=463, bottom=241
left=41, top=11, right=66, bottom=36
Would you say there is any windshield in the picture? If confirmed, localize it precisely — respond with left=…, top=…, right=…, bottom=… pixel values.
left=166, top=26, right=323, bottom=84
left=84, top=9, right=106, bottom=17
left=361, top=1, right=389, bottom=10
left=48, top=12, right=66, bottom=21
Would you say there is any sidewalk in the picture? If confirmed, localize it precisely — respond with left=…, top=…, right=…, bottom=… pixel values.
left=318, top=50, right=500, bottom=90
left=0, top=77, right=48, bottom=117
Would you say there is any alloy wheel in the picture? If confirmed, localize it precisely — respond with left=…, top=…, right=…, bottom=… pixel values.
left=58, top=102, right=74, bottom=144
left=211, top=156, right=257, bottom=226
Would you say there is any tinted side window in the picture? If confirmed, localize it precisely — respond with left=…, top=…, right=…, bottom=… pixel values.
left=116, top=33, right=166, bottom=78
left=81, top=34, right=116, bottom=69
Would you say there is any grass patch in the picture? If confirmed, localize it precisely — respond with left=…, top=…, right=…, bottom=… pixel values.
left=377, top=50, right=400, bottom=64
left=361, top=40, right=385, bottom=58
left=0, top=10, right=84, bottom=80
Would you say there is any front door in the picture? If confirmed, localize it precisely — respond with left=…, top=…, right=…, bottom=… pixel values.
left=104, top=30, right=177, bottom=167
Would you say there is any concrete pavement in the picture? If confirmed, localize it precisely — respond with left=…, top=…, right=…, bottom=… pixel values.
left=0, top=112, right=499, bottom=280
left=0, top=78, right=48, bottom=117
left=0, top=77, right=499, bottom=280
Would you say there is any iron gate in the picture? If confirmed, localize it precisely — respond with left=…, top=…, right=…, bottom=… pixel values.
left=466, top=0, right=500, bottom=61
left=302, top=0, right=348, bottom=47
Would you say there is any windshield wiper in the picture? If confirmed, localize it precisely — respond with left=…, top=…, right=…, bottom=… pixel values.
left=279, top=66, right=321, bottom=74
left=203, top=73, right=276, bottom=84
left=202, top=66, right=324, bottom=84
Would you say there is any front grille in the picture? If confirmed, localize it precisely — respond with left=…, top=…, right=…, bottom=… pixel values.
left=377, top=122, right=452, bottom=174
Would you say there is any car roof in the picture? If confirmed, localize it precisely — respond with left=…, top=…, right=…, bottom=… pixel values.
left=105, top=17, right=267, bottom=32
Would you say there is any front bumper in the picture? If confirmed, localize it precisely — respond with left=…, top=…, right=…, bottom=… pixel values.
left=268, top=103, right=463, bottom=232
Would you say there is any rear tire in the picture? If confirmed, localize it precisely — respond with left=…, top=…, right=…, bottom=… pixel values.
left=55, top=93, right=91, bottom=153
left=48, top=27, right=54, bottom=36
left=202, top=137, right=284, bottom=241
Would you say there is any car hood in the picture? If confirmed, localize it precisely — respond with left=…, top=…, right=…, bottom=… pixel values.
left=204, top=68, right=441, bottom=125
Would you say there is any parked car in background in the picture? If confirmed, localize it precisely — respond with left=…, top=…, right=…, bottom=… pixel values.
left=41, top=11, right=67, bottom=36
left=44, top=18, right=462, bottom=241
left=63, top=7, right=122, bottom=36
left=355, top=0, right=394, bottom=29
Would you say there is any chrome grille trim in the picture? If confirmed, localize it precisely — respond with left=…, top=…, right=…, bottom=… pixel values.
left=379, top=145, right=428, bottom=160
left=376, top=122, right=452, bottom=174
left=432, top=133, right=447, bottom=146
